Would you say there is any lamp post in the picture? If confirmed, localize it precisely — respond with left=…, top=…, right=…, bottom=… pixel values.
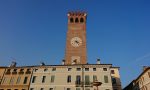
left=92, top=80, right=102, bottom=90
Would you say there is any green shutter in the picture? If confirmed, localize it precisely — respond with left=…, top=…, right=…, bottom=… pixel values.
left=85, top=75, right=90, bottom=85
left=51, top=75, right=55, bottom=83
left=104, top=75, right=108, bottom=83
left=93, top=75, right=97, bottom=82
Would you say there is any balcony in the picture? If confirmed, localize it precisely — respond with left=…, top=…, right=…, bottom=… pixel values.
left=85, top=81, right=92, bottom=87
left=19, top=71, right=24, bottom=74
left=12, top=71, right=17, bottom=74
left=25, top=69, right=31, bottom=74
left=5, top=71, right=11, bottom=75
left=75, top=81, right=83, bottom=87
left=26, top=71, right=31, bottom=74
left=75, top=81, right=92, bottom=87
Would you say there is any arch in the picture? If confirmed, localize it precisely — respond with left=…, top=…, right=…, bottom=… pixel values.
left=70, top=18, right=74, bottom=23
left=80, top=18, right=84, bottom=23
left=75, top=18, right=79, bottom=23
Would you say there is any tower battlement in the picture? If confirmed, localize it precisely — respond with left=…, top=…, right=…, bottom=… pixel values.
left=67, top=11, right=87, bottom=24
left=67, top=11, right=87, bottom=16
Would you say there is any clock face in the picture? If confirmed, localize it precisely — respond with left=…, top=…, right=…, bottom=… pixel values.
left=71, top=37, right=82, bottom=47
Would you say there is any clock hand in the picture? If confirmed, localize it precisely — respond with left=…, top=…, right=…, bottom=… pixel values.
left=75, top=40, right=79, bottom=43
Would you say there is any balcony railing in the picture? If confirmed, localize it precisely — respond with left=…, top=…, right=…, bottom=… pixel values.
left=25, top=71, right=31, bottom=74
left=5, top=72, right=11, bottom=75
left=85, top=81, right=92, bottom=87
left=75, top=81, right=92, bottom=87
left=75, top=81, right=83, bottom=87
left=19, top=71, right=24, bottom=74
left=12, top=71, right=17, bottom=74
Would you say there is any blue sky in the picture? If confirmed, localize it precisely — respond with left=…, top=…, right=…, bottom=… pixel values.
left=0, top=0, right=150, bottom=88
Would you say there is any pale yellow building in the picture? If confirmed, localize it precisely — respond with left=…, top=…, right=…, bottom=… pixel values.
left=0, top=64, right=33, bottom=90
left=29, top=63, right=121, bottom=90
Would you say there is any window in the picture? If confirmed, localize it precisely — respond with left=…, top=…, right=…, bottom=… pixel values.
left=26, top=69, right=31, bottom=74
left=44, top=68, right=48, bottom=72
left=103, top=68, right=107, bottom=71
left=80, top=18, right=84, bottom=23
left=34, top=69, right=38, bottom=72
left=42, top=76, right=46, bottom=83
left=30, top=88, right=34, bottom=90
left=20, top=69, right=24, bottom=72
left=40, top=88, right=44, bottom=90
left=70, top=18, right=74, bottom=23
left=13, top=69, right=17, bottom=71
left=51, top=75, right=55, bottom=83
left=112, top=78, right=117, bottom=84
left=68, top=68, right=72, bottom=71
left=2, top=77, right=6, bottom=84
left=67, top=88, right=70, bottom=90
left=16, top=76, right=21, bottom=84
left=52, top=68, right=56, bottom=71
left=9, top=77, right=15, bottom=84
left=23, top=77, right=28, bottom=84
left=6, top=69, right=11, bottom=74
left=104, top=75, right=109, bottom=83
left=93, top=68, right=96, bottom=71
left=12, top=69, right=17, bottom=74
left=32, top=76, right=36, bottom=83
left=85, top=75, right=90, bottom=85
left=76, top=75, right=81, bottom=85
left=67, top=75, right=71, bottom=83
left=7, top=69, right=11, bottom=72
left=85, top=68, right=89, bottom=71
left=93, top=75, right=97, bottom=82
left=75, top=18, right=79, bottom=23
left=49, top=88, right=53, bottom=90
left=77, top=68, right=81, bottom=71
left=111, top=70, right=115, bottom=74
left=19, top=69, right=24, bottom=74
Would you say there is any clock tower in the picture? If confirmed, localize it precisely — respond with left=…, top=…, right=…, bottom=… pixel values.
left=65, top=12, right=87, bottom=65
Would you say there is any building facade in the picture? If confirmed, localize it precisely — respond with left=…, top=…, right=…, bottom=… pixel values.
left=0, top=65, right=33, bottom=90
left=0, top=12, right=122, bottom=90
left=29, top=64, right=119, bottom=90
left=0, top=67, right=6, bottom=84
left=123, top=66, right=150, bottom=90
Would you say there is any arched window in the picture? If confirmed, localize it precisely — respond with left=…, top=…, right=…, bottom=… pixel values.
left=75, top=18, right=79, bottom=23
left=70, top=18, right=74, bottom=23
left=80, top=18, right=84, bottom=23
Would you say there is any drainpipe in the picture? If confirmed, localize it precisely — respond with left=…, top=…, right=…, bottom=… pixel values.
left=82, top=65, right=84, bottom=90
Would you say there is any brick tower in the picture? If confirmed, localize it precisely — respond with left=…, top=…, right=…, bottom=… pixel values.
left=65, top=12, right=87, bottom=65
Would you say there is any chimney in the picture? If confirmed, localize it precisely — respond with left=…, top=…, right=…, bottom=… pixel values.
left=40, top=62, right=45, bottom=66
left=97, top=58, right=101, bottom=64
left=62, top=59, right=65, bottom=65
